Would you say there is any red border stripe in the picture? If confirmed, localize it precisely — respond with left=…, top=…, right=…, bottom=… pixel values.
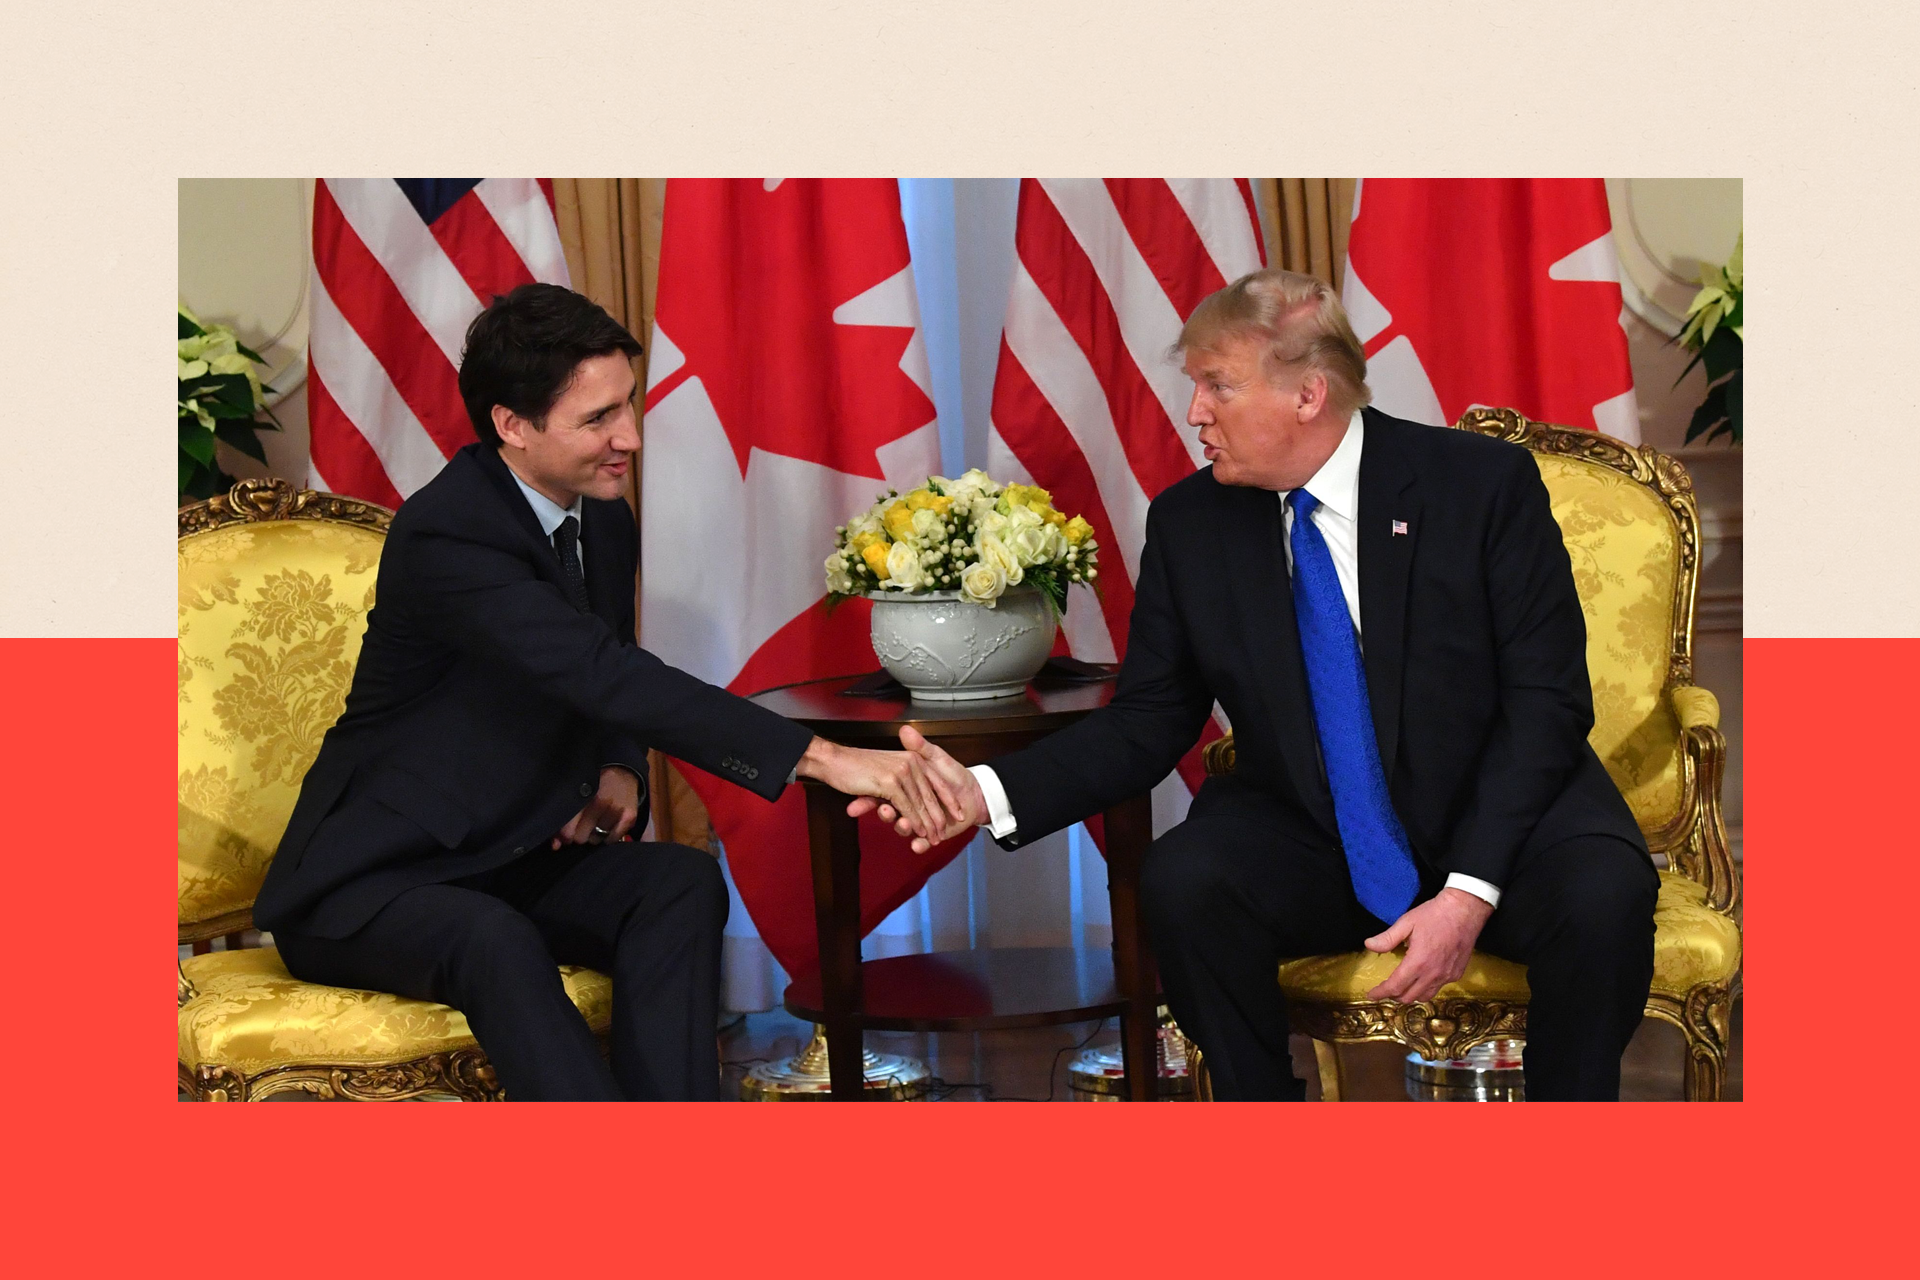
left=312, top=180, right=472, bottom=459
left=1015, top=181, right=1196, bottom=503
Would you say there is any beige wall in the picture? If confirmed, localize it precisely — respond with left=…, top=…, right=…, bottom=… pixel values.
left=178, top=179, right=313, bottom=486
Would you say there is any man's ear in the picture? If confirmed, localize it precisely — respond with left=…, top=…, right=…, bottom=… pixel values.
left=493, top=403, right=527, bottom=451
left=1296, top=370, right=1332, bottom=423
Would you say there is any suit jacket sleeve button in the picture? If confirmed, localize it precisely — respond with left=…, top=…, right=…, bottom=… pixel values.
left=580, top=781, right=594, bottom=797
left=748, top=767, right=759, bottom=780
left=513, top=846, right=527, bottom=856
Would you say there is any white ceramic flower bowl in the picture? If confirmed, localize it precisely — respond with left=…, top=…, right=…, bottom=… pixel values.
left=867, top=586, right=1057, bottom=701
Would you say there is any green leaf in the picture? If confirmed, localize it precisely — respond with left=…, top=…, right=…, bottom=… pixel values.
left=179, top=420, right=216, bottom=465
left=1700, top=307, right=1721, bottom=345
left=233, top=340, right=268, bottom=365
left=1724, top=368, right=1742, bottom=444
left=208, top=372, right=257, bottom=412
left=1701, top=326, right=1742, bottom=383
left=180, top=456, right=196, bottom=493
left=1725, top=232, right=1742, bottom=289
left=178, top=311, right=204, bottom=340
left=1724, top=294, right=1741, bottom=334
left=215, top=420, right=268, bottom=463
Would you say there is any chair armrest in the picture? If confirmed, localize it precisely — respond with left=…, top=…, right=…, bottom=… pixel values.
left=179, top=959, right=199, bottom=1008
left=1672, top=685, right=1720, bottom=732
left=1670, top=681, right=1740, bottom=916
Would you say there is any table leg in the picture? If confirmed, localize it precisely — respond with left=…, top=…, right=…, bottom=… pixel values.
left=1102, top=791, right=1159, bottom=1101
left=805, top=782, right=866, bottom=1100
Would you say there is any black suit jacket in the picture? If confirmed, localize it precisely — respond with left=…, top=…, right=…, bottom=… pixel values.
left=253, top=444, right=814, bottom=939
left=989, top=408, right=1645, bottom=889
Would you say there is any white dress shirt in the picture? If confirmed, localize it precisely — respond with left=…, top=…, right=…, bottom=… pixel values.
left=970, top=412, right=1502, bottom=911
left=508, top=467, right=587, bottom=582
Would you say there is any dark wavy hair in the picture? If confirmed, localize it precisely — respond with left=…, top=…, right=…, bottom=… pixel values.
left=457, top=283, right=642, bottom=448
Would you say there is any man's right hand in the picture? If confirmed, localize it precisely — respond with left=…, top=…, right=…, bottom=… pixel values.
left=795, top=734, right=970, bottom=845
left=847, top=726, right=987, bottom=853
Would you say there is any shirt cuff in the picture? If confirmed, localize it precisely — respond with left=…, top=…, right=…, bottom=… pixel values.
left=970, top=765, right=1017, bottom=840
left=1444, top=872, right=1502, bottom=909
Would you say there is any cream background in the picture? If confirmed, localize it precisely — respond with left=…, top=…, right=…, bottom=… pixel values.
left=1, top=1, right=1912, bottom=643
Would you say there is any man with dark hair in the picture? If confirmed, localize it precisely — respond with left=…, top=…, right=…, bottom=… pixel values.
left=256, top=283, right=958, bottom=1101
left=873, top=267, right=1659, bottom=1101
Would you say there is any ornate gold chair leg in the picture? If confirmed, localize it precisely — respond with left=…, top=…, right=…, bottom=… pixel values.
left=1681, top=980, right=1735, bottom=1101
left=1311, top=1039, right=1344, bottom=1102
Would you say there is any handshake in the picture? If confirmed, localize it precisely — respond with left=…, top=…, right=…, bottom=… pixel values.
left=795, top=727, right=987, bottom=853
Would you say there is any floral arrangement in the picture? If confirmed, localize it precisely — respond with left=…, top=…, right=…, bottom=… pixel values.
left=1674, top=231, right=1741, bottom=445
left=825, top=469, right=1100, bottom=613
left=179, top=305, right=280, bottom=499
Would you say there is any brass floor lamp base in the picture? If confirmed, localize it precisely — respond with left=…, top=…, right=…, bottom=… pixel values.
left=739, top=1024, right=930, bottom=1100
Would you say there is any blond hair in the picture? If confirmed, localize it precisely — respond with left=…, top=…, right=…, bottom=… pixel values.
left=1174, top=267, right=1371, bottom=416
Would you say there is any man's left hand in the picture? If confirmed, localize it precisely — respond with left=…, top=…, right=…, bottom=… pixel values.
left=554, top=766, right=644, bottom=848
left=1362, top=888, right=1496, bottom=1003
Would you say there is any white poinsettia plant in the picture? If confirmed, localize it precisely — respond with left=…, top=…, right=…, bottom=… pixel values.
left=178, top=304, right=280, bottom=499
left=825, top=469, right=1100, bottom=614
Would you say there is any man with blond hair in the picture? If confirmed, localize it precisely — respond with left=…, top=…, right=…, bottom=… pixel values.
left=871, top=267, right=1658, bottom=1100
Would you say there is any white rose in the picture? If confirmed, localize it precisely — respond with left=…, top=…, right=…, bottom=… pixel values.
left=975, top=509, right=1010, bottom=541
left=959, top=560, right=1008, bottom=607
left=1006, top=522, right=1051, bottom=567
left=911, top=507, right=944, bottom=539
left=846, top=512, right=884, bottom=540
left=885, top=539, right=925, bottom=590
left=1006, top=504, right=1043, bottom=531
left=825, top=552, right=855, bottom=595
left=976, top=532, right=1023, bottom=586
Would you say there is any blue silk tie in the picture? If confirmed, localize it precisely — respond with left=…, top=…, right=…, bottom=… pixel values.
left=1286, top=488, right=1420, bottom=923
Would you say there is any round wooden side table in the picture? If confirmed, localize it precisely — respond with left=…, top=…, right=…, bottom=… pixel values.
left=748, top=672, right=1162, bottom=1100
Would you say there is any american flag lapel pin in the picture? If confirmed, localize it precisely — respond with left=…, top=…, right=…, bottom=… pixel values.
left=1392, top=520, right=1409, bottom=537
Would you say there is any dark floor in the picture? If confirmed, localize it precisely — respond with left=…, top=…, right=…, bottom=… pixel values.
left=719, top=999, right=1742, bottom=1102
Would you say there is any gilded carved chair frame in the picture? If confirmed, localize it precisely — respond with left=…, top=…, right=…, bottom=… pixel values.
left=1186, top=409, right=1742, bottom=1102
left=177, top=479, right=540, bottom=1102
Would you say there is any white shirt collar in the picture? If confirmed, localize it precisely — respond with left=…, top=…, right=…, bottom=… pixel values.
left=1283, top=410, right=1365, bottom=521
left=505, top=465, right=584, bottom=541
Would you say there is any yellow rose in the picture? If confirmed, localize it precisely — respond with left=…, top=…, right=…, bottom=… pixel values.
left=861, top=541, right=892, bottom=579
left=1043, top=507, right=1067, bottom=527
left=883, top=500, right=917, bottom=541
left=849, top=528, right=886, bottom=555
left=1063, top=516, right=1094, bottom=546
left=905, top=488, right=954, bottom=516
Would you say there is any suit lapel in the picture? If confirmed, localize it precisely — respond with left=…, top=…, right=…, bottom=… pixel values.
left=473, top=444, right=557, bottom=555
left=1236, top=485, right=1340, bottom=835
left=1356, top=409, right=1419, bottom=777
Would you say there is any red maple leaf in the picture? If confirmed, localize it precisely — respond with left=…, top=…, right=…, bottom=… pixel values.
left=1350, top=179, right=1632, bottom=429
left=647, top=179, right=935, bottom=481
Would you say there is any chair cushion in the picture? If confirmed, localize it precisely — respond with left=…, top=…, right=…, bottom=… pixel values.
left=178, top=947, right=612, bottom=1075
left=178, top=519, right=384, bottom=929
left=1276, top=871, right=1740, bottom=1005
left=1534, top=453, right=1686, bottom=833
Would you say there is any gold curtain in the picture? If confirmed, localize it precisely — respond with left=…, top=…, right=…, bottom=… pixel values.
left=551, top=179, right=712, bottom=852
left=1252, top=179, right=1356, bottom=290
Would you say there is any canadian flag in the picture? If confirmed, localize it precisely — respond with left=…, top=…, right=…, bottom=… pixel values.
left=1340, top=179, right=1640, bottom=442
left=639, top=180, right=968, bottom=979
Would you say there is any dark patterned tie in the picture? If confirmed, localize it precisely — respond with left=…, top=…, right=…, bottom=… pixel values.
left=1286, top=488, right=1420, bottom=923
left=553, top=515, right=590, bottom=613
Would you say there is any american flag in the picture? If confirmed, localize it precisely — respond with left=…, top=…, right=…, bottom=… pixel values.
left=307, top=178, right=572, bottom=506
left=985, top=179, right=1266, bottom=835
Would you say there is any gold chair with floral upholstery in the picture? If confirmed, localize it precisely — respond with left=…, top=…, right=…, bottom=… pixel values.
left=1187, top=408, right=1741, bottom=1102
left=177, top=479, right=612, bottom=1100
